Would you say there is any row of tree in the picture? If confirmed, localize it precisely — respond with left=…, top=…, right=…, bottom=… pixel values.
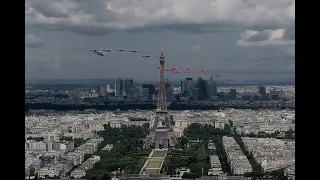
left=128, top=117, right=148, bottom=121
left=26, top=136, right=44, bottom=142
left=163, top=123, right=234, bottom=178
left=240, top=129, right=295, bottom=139
left=233, top=128, right=264, bottom=177
left=183, top=123, right=232, bottom=140
left=59, top=136, right=86, bottom=147
left=25, top=103, right=293, bottom=112
left=163, top=144, right=210, bottom=178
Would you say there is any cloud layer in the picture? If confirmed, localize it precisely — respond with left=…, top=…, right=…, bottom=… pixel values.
left=237, top=29, right=295, bottom=47
left=25, top=0, right=295, bottom=80
left=25, top=0, right=295, bottom=35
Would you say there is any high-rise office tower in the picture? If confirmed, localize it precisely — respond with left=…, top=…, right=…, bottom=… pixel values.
left=181, top=78, right=195, bottom=99
left=165, top=79, right=174, bottom=101
left=142, top=88, right=149, bottom=98
left=128, top=86, right=140, bottom=101
left=114, top=80, right=121, bottom=97
left=142, top=88, right=150, bottom=101
left=192, top=88, right=199, bottom=100
left=207, top=75, right=218, bottom=98
left=196, top=77, right=207, bottom=100
left=213, top=81, right=218, bottom=96
left=166, top=87, right=174, bottom=102
left=229, top=89, right=237, bottom=99
left=124, top=79, right=134, bottom=92
left=142, top=84, right=156, bottom=95
left=165, top=79, right=170, bottom=88
left=106, top=85, right=111, bottom=93
left=258, top=86, right=266, bottom=96
left=115, top=78, right=124, bottom=96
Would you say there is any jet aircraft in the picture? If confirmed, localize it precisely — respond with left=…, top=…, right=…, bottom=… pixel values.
left=90, top=49, right=105, bottom=56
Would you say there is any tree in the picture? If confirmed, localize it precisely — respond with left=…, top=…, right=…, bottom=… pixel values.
left=103, top=123, right=112, bottom=130
left=252, top=170, right=263, bottom=177
left=86, top=125, right=150, bottom=179
left=182, top=172, right=200, bottom=179
left=229, top=120, right=233, bottom=126
left=34, top=137, right=44, bottom=142
left=29, top=166, right=35, bottom=176
left=249, top=132, right=256, bottom=137
left=129, top=117, right=148, bottom=121
left=74, top=138, right=85, bottom=147
left=27, top=136, right=33, bottom=140
left=60, top=136, right=73, bottom=141
left=101, top=173, right=112, bottom=180
left=143, top=122, right=150, bottom=129
left=84, top=153, right=92, bottom=161
left=223, top=124, right=232, bottom=135
left=178, top=136, right=188, bottom=149
left=286, top=128, right=294, bottom=135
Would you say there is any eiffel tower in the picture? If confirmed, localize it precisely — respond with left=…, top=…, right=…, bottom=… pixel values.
left=143, top=47, right=178, bottom=149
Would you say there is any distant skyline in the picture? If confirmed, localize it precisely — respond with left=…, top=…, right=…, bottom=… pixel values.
left=25, top=0, right=295, bottom=81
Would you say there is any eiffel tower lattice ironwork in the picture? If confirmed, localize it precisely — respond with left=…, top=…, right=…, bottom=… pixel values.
left=143, top=47, right=178, bottom=149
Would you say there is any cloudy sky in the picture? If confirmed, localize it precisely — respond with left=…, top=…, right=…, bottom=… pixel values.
left=25, top=0, right=295, bottom=81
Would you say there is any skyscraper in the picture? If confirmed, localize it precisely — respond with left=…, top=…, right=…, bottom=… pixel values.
left=106, top=85, right=111, bottom=93
left=165, top=78, right=170, bottom=88
left=196, top=77, right=207, bottom=100
left=166, top=87, right=174, bottom=102
left=229, top=89, right=237, bottom=99
left=181, top=78, right=194, bottom=99
left=128, top=86, right=140, bottom=101
left=213, top=81, right=218, bottom=96
left=142, top=84, right=156, bottom=95
left=165, top=79, right=174, bottom=101
left=258, top=86, right=266, bottom=96
left=124, top=79, right=134, bottom=92
left=208, top=75, right=218, bottom=97
left=142, top=88, right=150, bottom=101
left=114, top=79, right=123, bottom=97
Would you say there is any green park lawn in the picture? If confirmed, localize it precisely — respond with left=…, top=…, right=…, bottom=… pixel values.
left=146, top=168, right=160, bottom=174
left=146, top=160, right=162, bottom=168
left=151, top=150, right=166, bottom=157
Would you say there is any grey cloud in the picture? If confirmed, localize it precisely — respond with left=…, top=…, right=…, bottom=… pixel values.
left=25, top=0, right=295, bottom=36
left=237, top=28, right=295, bottom=47
left=245, top=31, right=270, bottom=42
left=25, top=34, right=45, bottom=48
left=249, top=54, right=293, bottom=61
left=25, top=0, right=295, bottom=80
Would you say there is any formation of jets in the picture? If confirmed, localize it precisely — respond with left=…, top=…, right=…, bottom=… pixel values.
left=90, top=48, right=154, bottom=59
left=142, top=55, right=152, bottom=58
left=90, top=49, right=106, bottom=56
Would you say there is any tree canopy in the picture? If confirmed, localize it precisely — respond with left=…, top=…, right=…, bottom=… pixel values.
left=86, top=124, right=150, bottom=179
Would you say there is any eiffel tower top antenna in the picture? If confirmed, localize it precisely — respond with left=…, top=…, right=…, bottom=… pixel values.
left=161, top=46, right=164, bottom=55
